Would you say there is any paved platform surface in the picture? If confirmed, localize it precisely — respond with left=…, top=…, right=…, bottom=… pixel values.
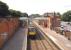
left=2, top=28, right=28, bottom=50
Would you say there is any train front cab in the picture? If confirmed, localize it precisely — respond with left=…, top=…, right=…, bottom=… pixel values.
left=28, top=27, right=37, bottom=39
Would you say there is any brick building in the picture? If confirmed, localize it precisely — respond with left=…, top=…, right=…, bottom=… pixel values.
left=43, top=12, right=61, bottom=29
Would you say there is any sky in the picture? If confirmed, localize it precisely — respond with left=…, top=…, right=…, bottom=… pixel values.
left=0, top=0, right=71, bottom=15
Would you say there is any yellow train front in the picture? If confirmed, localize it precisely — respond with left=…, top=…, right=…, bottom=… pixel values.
left=28, top=27, right=37, bottom=38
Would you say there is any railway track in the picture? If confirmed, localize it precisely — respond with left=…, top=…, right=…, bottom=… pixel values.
left=27, top=28, right=60, bottom=50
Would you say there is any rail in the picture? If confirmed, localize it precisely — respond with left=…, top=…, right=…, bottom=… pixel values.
left=27, top=28, right=59, bottom=50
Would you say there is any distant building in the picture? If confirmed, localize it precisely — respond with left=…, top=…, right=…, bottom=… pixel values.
left=43, top=12, right=54, bottom=17
left=43, top=12, right=61, bottom=29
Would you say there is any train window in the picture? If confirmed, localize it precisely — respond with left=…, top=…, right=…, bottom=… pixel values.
left=29, top=28, right=35, bottom=32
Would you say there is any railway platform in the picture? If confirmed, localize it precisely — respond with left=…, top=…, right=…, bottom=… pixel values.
left=2, top=28, right=28, bottom=50
left=33, top=21, right=71, bottom=50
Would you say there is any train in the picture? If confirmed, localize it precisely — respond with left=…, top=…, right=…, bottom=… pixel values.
left=28, top=27, right=37, bottom=38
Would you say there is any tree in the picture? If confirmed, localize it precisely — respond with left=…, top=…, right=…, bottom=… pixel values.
left=21, top=13, right=28, bottom=17
left=9, top=9, right=21, bottom=17
left=9, top=9, right=29, bottom=18
left=0, top=1, right=9, bottom=17
left=62, top=10, right=71, bottom=22
left=57, top=12, right=61, bottom=17
left=29, top=14, right=41, bottom=18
